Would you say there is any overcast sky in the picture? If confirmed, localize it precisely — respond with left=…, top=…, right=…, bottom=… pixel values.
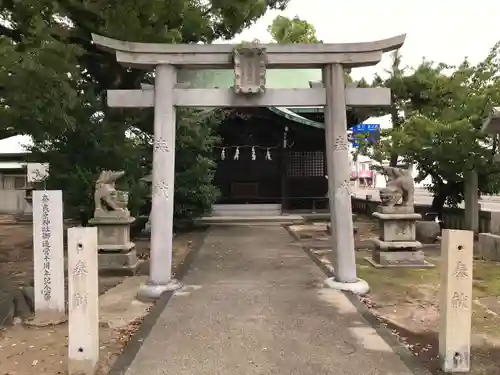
left=234, top=0, right=500, bottom=81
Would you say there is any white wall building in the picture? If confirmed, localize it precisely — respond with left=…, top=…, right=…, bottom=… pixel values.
left=0, top=135, right=48, bottom=215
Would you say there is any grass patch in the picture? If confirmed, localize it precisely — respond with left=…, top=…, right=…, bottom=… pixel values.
left=356, top=250, right=439, bottom=304
left=357, top=250, right=500, bottom=337
left=358, top=251, right=500, bottom=300
left=472, top=260, right=500, bottom=298
left=472, top=303, right=500, bottom=336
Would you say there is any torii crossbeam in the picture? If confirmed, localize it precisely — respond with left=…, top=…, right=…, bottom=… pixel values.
left=92, top=33, right=406, bottom=299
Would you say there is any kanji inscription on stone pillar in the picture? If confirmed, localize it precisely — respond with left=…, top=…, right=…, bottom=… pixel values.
left=439, top=229, right=473, bottom=372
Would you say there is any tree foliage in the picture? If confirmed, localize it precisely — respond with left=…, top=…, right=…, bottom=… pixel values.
left=268, top=15, right=321, bottom=44
left=266, top=15, right=371, bottom=126
left=360, top=42, right=500, bottom=214
left=370, top=51, right=407, bottom=166
left=173, top=109, right=224, bottom=229
left=0, top=0, right=290, bottom=226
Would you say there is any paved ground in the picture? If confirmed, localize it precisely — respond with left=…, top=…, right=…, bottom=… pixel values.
left=122, top=226, right=418, bottom=375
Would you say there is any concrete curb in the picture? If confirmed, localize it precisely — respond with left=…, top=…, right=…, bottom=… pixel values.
left=284, top=225, right=432, bottom=375
left=108, top=228, right=209, bottom=375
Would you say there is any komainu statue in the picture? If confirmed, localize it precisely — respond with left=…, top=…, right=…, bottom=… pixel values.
left=94, top=170, right=129, bottom=216
left=379, top=166, right=414, bottom=208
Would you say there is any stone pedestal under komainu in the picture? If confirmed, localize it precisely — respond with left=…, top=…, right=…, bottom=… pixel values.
left=88, top=170, right=142, bottom=275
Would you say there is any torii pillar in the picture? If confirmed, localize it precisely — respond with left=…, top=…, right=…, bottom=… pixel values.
left=323, top=64, right=358, bottom=286
left=92, top=33, right=406, bottom=299
left=479, top=107, right=500, bottom=232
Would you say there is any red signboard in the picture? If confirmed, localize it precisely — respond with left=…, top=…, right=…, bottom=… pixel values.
left=358, top=170, right=373, bottom=178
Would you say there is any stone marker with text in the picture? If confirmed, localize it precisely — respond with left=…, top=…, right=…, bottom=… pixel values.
left=439, top=229, right=473, bottom=373
left=68, top=227, right=99, bottom=375
left=32, top=190, right=65, bottom=324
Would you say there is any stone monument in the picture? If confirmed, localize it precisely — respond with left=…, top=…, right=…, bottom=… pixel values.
left=67, top=227, right=99, bottom=375
left=29, top=190, right=66, bottom=326
left=439, top=229, right=473, bottom=372
left=366, top=166, right=433, bottom=268
left=88, top=170, right=140, bottom=275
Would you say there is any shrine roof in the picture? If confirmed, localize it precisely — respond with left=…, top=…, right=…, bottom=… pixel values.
left=269, top=107, right=323, bottom=129
left=179, top=68, right=324, bottom=128
left=0, top=135, right=32, bottom=154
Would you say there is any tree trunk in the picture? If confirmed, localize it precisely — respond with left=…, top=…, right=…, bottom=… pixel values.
left=430, top=187, right=448, bottom=223
left=389, top=153, right=399, bottom=168
left=389, top=103, right=400, bottom=167
left=429, top=181, right=462, bottom=225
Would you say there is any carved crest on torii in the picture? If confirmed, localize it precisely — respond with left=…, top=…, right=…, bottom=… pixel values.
left=233, top=44, right=267, bottom=95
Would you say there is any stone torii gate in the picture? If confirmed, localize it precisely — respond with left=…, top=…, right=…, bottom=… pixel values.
left=92, top=33, right=406, bottom=299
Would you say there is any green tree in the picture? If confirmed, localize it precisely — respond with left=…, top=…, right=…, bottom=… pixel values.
left=371, top=50, right=408, bottom=166
left=268, top=15, right=321, bottom=44
left=0, top=0, right=290, bottom=227
left=362, top=43, right=500, bottom=216
left=267, top=15, right=371, bottom=126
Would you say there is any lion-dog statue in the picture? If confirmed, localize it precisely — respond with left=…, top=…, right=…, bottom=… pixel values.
left=94, top=170, right=128, bottom=216
left=379, top=166, right=414, bottom=208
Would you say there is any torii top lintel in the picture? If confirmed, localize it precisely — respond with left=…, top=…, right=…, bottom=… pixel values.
left=91, top=33, right=406, bottom=70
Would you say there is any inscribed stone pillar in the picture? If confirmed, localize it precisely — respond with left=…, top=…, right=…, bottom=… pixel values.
left=31, top=190, right=65, bottom=324
left=439, top=229, right=473, bottom=372
left=138, top=64, right=182, bottom=301
left=68, top=227, right=99, bottom=375
left=464, top=171, right=479, bottom=233
left=322, top=64, right=357, bottom=283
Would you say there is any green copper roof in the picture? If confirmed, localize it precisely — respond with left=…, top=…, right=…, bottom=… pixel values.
left=178, top=69, right=324, bottom=128
left=178, top=69, right=322, bottom=89
left=269, top=107, right=323, bottom=129
left=288, top=107, right=324, bottom=113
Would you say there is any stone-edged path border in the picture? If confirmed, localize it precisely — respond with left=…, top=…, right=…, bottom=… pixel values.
left=107, top=228, right=208, bottom=375
left=285, top=225, right=432, bottom=375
